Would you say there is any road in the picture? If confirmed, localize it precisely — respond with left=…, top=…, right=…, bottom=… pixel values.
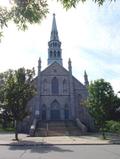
left=0, top=145, right=120, bottom=159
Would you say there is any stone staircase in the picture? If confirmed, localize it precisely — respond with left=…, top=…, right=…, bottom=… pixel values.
left=35, top=121, right=82, bottom=137
left=65, top=121, right=83, bottom=136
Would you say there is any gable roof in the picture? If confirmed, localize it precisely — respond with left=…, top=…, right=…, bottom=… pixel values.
left=73, top=76, right=86, bottom=90
left=41, top=61, right=69, bottom=76
left=41, top=61, right=86, bottom=89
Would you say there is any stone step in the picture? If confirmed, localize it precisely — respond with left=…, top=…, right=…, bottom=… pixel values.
left=35, top=121, right=82, bottom=136
left=47, top=130, right=69, bottom=136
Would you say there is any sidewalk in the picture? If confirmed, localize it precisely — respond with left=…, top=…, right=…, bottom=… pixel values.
left=0, top=132, right=120, bottom=146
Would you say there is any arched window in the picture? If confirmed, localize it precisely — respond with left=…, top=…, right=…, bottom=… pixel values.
left=50, top=51, right=52, bottom=58
left=52, top=77, right=59, bottom=94
left=78, top=94, right=83, bottom=106
left=58, top=51, right=60, bottom=57
left=51, top=100, right=60, bottom=109
left=43, top=79, right=47, bottom=93
left=54, top=51, right=56, bottom=57
left=78, top=94, right=82, bottom=101
left=42, top=104, right=46, bottom=109
left=63, top=79, right=67, bottom=93
left=55, top=43, right=57, bottom=47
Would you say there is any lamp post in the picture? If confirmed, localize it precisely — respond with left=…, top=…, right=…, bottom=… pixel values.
left=116, top=91, right=120, bottom=112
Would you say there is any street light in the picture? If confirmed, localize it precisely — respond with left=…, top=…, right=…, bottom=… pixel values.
left=116, top=91, right=120, bottom=112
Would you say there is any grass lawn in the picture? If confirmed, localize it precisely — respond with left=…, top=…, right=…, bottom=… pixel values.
left=0, top=123, right=15, bottom=132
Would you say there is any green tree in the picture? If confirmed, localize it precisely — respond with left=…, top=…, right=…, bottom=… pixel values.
left=60, top=0, right=116, bottom=8
left=110, top=95, right=120, bottom=121
left=0, top=68, right=36, bottom=140
left=0, top=0, right=48, bottom=40
left=0, top=0, right=116, bottom=40
left=87, top=79, right=115, bottom=138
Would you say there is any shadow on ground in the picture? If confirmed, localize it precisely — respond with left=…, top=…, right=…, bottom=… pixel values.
left=86, top=132, right=120, bottom=144
left=9, top=140, right=73, bottom=154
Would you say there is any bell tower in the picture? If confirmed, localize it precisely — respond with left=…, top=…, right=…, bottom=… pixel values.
left=48, top=14, right=62, bottom=65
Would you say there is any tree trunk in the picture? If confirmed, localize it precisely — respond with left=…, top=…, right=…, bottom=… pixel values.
left=101, top=124, right=106, bottom=139
left=15, top=131, right=18, bottom=141
left=102, top=130, right=106, bottom=139
left=15, top=120, right=19, bottom=140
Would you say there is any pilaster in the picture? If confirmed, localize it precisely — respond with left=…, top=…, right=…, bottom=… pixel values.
left=68, top=58, right=75, bottom=119
left=36, top=58, right=41, bottom=118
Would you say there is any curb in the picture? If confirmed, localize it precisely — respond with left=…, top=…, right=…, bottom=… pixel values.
left=0, top=142, right=120, bottom=146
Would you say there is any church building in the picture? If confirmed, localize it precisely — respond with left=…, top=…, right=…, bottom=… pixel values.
left=21, top=14, right=94, bottom=135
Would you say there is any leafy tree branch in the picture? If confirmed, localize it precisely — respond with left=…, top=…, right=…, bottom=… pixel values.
left=0, top=0, right=116, bottom=40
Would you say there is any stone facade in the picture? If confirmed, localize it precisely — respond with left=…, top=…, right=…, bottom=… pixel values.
left=20, top=14, right=94, bottom=134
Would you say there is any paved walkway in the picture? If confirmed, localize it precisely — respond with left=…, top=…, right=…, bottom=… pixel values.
left=0, top=132, right=120, bottom=145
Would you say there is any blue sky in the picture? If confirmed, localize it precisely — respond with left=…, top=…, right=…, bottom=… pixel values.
left=0, top=0, right=120, bottom=94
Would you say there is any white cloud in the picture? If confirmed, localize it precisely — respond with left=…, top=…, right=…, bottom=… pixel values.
left=0, top=0, right=120, bottom=93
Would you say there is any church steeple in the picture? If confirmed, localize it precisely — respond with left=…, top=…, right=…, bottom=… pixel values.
left=48, top=14, right=62, bottom=66
left=84, top=70, right=89, bottom=87
left=50, top=13, right=59, bottom=41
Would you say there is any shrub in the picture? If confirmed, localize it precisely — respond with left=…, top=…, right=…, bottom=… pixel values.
left=105, top=120, right=120, bottom=133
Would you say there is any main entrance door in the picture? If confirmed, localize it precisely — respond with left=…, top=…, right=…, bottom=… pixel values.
left=64, top=105, right=69, bottom=120
left=50, top=100, right=61, bottom=120
left=64, top=109, right=69, bottom=120
left=51, top=109, right=60, bottom=120
left=42, top=110, right=46, bottom=120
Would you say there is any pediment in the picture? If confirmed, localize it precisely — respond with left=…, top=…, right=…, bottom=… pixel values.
left=41, top=62, right=69, bottom=76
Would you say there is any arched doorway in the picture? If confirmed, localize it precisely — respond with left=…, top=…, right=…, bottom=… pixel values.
left=41, top=105, right=46, bottom=121
left=64, top=104, right=69, bottom=120
left=51, top=100, right=60, bottom=120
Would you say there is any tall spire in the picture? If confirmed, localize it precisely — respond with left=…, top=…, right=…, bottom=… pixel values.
left=84, top=70, right=89, bottom=87
left=50, top=13, right=59, bottom=41
left=48, top=14, right=63, bottom=66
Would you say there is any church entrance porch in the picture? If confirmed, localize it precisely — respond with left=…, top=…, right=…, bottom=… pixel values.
left=50, top=100, right=61, bottom=121
left=51, top=109, right=60, bottom=120
left=64, top=109, right=69, bottom=120
left=41, top=105, right=47, bottom=121
left=42, top=110, right=46, bottom=120
left=64, top=105, right=69, bottom=120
